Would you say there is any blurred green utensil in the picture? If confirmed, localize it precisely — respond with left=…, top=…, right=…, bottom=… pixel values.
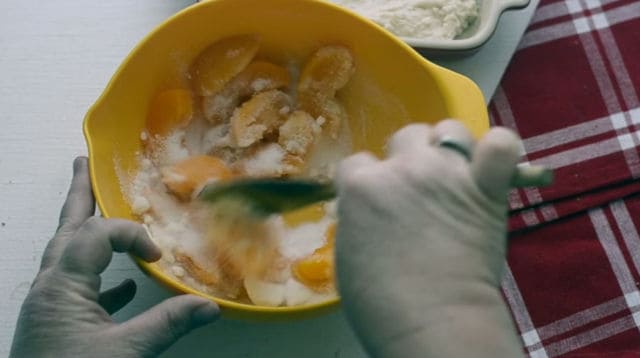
left=197, top=164, right=552, bottom=215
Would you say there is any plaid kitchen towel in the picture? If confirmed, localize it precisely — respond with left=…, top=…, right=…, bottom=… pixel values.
left=509, top=180, right=640, bottom=233
left=492, top=0, right=640, bottom=232
left=497, top=0, right=640, bottom=356
left=505, top=194, right=640, bottom=357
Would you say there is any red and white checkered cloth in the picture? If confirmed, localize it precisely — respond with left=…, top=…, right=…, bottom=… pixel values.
left=494, top=0, right=640, bottom=356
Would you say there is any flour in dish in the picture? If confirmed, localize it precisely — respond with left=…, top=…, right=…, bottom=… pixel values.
left=330, top=0, right=479, bottom=40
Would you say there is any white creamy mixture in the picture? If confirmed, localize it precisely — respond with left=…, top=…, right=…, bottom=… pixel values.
left=330, top=0, right=479, bottom=39
left=119, top=122, right=349, bottom=306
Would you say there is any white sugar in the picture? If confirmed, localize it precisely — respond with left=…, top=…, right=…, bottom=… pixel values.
left=131, top=196, right=151, bottom=215
left=156, top=130, right=189, bottom=166
left=241, top=143, right=287, bottom=176
left=202, top=124, right=232, bottom=154
left=251, top=78, right=272, bottom=92
left=279, top=214, right=334, bottom=260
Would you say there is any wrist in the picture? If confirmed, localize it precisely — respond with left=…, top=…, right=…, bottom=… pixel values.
left=344, top=282, right=523, bottom=358
left=413, top=291, right=523, bottom=358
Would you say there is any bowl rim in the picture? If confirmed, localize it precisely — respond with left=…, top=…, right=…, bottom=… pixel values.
left=83, top=0, right=487, bottom=317
left=400, top=0, right=531, bottom=50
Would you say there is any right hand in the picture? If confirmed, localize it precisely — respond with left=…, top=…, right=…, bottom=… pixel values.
left=335, top=121, right=524, bottom=357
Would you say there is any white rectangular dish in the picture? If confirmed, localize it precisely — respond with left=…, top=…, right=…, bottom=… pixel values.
left=404, top=0, right=531, bottom=50
left=327, top=0, right=532, bottom=52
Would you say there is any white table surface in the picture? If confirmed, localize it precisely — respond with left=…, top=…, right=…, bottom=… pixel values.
left=0, top=1, right=537, bottom=356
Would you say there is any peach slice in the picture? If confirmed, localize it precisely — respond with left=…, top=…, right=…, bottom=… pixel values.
left=292, top=223, right=337, bottom=291
left=278, top=110, right=318, bottom=156
left=190, top=34, right=260, bottom=96
left=244, top=276, right=285, bottom=307
left=203, top=61, right=291, bottom=123
left=317, top=98, right=346, bottom=140
left=174, top=252, right=218, bottom=286
left=161, top=155, right=232, bottom=201
left=297, top=46, right=354, bottom=116
left=146, top=89, right=194, bottom=138
left=282, top=203, right=326, bottom=228
left=229, top=90, right=291, bottom=148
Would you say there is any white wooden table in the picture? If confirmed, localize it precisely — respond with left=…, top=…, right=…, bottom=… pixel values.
left=0, top=1, right=537, bottom=356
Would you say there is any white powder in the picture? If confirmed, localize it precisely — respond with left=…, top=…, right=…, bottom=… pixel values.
left=119, top=134, right=341, bottom=305
left=212, top=94, right=234, bottom=109
left=203, top=94, right=235, bottom=122
left=143, top=198, right=206, bottom=259
left=131, top=196, right=151, bottom=215
left=202, top=124, right=232, bottom=154
left=251, top=78, right=272, bottom=92
left=279, top=105, right=291, bottom=115
left=324, top=200, right=338, bottom=218
left=171, top=265, right=186, bottom=277
left=330, top=0, right=478, bottom=39
left=284, top=278, right=315, bottom=306
left=159, top=169, right=186, bottom=185
left=156, top=130, right=190, bottom=166
left=279, top=214, right=334, bottom=260
left=240, top=143, right=287, bottom=177
left=184, top=116, right=211, bottom=154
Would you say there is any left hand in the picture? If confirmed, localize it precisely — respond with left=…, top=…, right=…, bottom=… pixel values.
left=10, top=157, right=220, bottom=358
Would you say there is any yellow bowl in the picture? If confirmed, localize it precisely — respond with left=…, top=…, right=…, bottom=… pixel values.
left=83, top=0, right=488, bottom=321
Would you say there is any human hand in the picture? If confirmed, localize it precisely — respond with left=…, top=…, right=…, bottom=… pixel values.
left=10, top=157, right=220, bottom=358
left=335, top=121, right=526, bottom=357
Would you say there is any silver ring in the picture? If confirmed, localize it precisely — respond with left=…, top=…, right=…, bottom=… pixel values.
left=437, top=135, right=472, bottom=161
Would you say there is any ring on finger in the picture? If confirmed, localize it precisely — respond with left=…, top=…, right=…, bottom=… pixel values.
left=436, top=135, right=472, bottom=161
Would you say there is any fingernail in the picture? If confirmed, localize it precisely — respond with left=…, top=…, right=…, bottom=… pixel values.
left=191, top=302, right=220, bottom=326
left=512, top=165, right=554, bottom=188
left=73, top=157, right=87, bottom=173
left=142, top=224, right=162, bottom=262
left=149, top=246, right=162, bottom=261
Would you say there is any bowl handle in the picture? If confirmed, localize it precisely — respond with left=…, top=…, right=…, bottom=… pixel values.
left=428, top=64, right=490, bottom=138
left=500, top=0, right=531, bottom=11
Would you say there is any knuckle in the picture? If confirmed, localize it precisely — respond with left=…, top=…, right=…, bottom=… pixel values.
left=82, top=216, right=104, bottom=231
left=396, top=151, right=470, bottom=190
left=163, top=309, right=187, bottom=339
left=28, top=270, right=66, bottom=301
left=30, top=269, right=51, bottom=289
left=131, top=222, right=147, bottom=239
left=56, top=217, right=71, bottom=232
left=389, top=124, right=430, bottom=147
left=394, top=152, right=432, bottom=179
left=342, top=167, right=378, bottom=193
left=56, top=211, right=82, bottom=234
left=337, top=168, right=388, bottom=214
left=55, top=223, right=75, bottom=236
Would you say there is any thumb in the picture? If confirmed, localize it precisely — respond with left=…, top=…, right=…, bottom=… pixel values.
left=118, top=295, right=220, bottom=356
